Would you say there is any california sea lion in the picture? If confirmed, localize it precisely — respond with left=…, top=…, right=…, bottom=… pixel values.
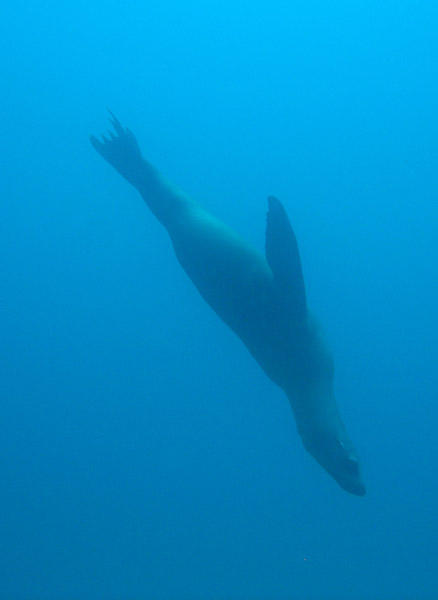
left=90, top=113, right=366, bottom=496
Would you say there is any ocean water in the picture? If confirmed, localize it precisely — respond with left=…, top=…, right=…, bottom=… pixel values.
left=1, top=1, right=437, bottom=598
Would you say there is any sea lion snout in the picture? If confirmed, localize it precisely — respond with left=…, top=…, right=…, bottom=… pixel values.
left=302, top=431, right=366, bottom=496
left=336, top=455, right=366, bottom=496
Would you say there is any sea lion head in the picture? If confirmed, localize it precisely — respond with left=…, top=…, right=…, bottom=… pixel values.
left=301, top=427, right=366, bottom=496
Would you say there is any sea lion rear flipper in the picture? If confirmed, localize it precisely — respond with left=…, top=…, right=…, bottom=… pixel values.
left=265, top=196, right=307, bottom=325
left=90, top=111, right=148, bottom=189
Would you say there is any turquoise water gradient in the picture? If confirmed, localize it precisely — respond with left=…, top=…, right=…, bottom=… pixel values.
left=1, top=1, right=437, bottom=598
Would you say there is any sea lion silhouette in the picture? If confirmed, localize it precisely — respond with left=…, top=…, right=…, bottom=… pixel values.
left=91, top=113, right=365, bottom=496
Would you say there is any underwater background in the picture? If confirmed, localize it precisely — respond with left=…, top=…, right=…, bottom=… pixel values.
left=1, top=1, right=437, bottom=598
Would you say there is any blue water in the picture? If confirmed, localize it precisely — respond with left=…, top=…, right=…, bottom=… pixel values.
left=1, top=1, right=437, bottom=598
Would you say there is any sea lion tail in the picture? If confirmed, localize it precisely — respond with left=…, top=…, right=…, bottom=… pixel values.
left=90, top=110, right=150, bottom=189
left=90, top=112, right=196, bottom=228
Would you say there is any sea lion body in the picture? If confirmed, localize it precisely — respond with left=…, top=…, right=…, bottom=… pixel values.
left=90, top=115, right=365, bottom=496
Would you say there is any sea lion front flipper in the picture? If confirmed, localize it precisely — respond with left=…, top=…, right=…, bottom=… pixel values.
left=90, top=111, right=149, bottom=189
left=265, top=196, right=307, bottom=326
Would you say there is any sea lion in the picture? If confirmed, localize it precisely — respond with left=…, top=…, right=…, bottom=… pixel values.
left=90, top=113, right=366, bottom=496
